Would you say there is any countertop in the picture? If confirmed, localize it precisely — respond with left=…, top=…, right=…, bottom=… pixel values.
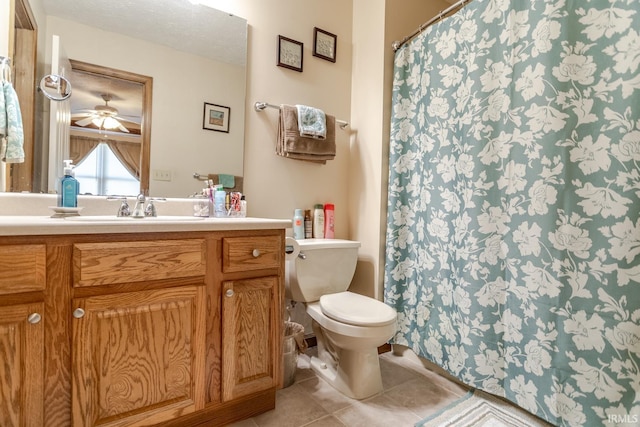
left=0, top=215, right=292, bottom=236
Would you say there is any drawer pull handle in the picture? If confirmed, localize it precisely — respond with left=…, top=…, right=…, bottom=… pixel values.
left=27, top=313, right=42, bottom=324
left=252, top=249, right=261, bottom=257
left=225, top=289, right=234, bottom=298
left=73, top=308, right=86, bottom=319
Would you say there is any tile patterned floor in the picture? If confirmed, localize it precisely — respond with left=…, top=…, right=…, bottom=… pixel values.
left=228, top=348, right=472, bottom=427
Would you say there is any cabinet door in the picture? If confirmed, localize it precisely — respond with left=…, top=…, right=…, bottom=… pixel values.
left=71, top=286, right=206, bottom=427
left=0, top=302, right=44, bottom=427
left=221, top=276, right=279, bottom=401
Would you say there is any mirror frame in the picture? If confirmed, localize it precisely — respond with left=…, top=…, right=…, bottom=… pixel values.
left=69, top=59, right=153, bottom=195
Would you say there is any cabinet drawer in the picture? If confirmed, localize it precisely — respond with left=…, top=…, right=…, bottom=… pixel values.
left=0, top=244, right=46, bottom=295
left=73, top=239, right=206, bottom=287
left=222, top=236, right=281, bottom=273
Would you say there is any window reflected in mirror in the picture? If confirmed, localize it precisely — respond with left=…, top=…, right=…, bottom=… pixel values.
left=74, top=142, right=139, bottom=196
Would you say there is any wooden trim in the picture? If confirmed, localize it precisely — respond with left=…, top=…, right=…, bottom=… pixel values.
left=68, top=59, right=153, bottom=195
left=161, top=388, right=276, bottom=427
left=8, top=0, right=37, bottom=192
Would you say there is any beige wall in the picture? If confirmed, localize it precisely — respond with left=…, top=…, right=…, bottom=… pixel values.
left=210, top=0, right=450, bottom=302
left=3, top=0, right=451, bottom=300
left=209, top=0, right=354, bottom=239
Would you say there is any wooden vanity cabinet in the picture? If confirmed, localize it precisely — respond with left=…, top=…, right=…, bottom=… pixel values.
left=0, top=228, right=284, bottom=427
left=0, top=244, right=46, bottom=427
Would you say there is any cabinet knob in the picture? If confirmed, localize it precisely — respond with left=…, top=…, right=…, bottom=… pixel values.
left=252, top=249, right=260, bottom=257
left=73, top=308, right=85, bottom=319
left=225, top=289, right=234, bottom=298
left=27, top=313, right=42, bottom=324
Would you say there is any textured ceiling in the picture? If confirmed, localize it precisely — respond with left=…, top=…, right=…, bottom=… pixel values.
left=42, top=0, right=247, bottom=66
left=41, top=0, right=247, bottom=133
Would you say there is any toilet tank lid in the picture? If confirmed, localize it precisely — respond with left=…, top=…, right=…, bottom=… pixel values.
left=296, top=239, right=361, bottom=250
left=319, top=291, right=397, bottom=327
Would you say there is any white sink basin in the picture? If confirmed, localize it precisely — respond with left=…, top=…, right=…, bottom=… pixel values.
left=64, top=215, right=205, bottom=222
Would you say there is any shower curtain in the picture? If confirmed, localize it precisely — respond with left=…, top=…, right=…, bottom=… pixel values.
left=384, top=0, right=640, bottom=426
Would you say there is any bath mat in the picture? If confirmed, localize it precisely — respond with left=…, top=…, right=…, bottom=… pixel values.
left=415, top=389, right=552, bottom=427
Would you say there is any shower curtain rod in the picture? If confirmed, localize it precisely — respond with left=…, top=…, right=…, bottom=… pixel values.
left=392, top=0, right=469, bottom=51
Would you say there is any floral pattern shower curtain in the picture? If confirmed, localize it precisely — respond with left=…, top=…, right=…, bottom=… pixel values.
left=384, top=0, right=640, bottom=425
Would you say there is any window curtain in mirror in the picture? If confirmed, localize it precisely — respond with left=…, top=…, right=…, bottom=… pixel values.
left=70, top=135, right=140, bottom=179
left=106, top=141, right=140, bottom=179
left=69, top=135, right=100, bottom=165
left=384, top=1, right=640, bottom=426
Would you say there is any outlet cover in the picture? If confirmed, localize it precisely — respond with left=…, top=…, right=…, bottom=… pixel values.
left=152, top=169, right=172, bottom=181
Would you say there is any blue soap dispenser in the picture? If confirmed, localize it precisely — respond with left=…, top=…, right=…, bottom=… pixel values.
left=58, top=160, right=79, bottom=208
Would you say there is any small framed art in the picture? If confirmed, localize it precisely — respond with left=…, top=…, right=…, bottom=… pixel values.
left=277, top=35, right=303, bottom=72
left=203, top=103, right=230, bottom=133
left=313, top=27, right=337, bottom=63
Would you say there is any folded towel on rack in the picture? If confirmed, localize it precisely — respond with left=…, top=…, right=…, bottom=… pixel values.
left=0, top=81, right=25, bottom=163
left=296, top=104, right=326, bottom=139
left=277, top=105, right=335, bottom=164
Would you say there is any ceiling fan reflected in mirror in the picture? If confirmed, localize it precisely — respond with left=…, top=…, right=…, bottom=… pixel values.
left=72, top=94, right=140, bottom=134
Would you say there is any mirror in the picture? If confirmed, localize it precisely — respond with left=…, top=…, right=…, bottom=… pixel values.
left=9, top=0, right=247, bottom=198
left=38, top=74, right=72, bottom=101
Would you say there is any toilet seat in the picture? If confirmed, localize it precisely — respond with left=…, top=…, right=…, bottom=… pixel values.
left=319, top=291, right=396, bottom=327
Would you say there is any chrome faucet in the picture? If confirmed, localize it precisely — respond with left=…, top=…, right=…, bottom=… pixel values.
left=107, top=196, right=131, bottom=217
left=144, top=197, right=165, bottom=217
left=144, top=199, right=157, bottom=217
left=131, top=193, right=146, bottom=218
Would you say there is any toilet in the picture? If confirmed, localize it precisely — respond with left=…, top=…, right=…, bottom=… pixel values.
left=285, top=239, right=397, bottom=399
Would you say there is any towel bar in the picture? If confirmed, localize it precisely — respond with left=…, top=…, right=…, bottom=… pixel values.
left=254, top=101, right=349, bottom=129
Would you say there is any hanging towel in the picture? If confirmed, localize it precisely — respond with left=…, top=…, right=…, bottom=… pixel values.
left=217, top=173, right=235, bottom=188
left=277, top=105, right=335, bottom=164
left=296, top=104, right=326, bottom=139
left=0, top=81, right=25, bottom=163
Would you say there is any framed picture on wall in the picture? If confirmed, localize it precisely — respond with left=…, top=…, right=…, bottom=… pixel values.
left=277, top=35, right=303, bottom=72
left=313, top=27, right=337, bottom=63
left=203, top=103, right=230, bottom=133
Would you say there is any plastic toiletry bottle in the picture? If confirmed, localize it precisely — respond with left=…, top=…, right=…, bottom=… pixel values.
left=214, top=186, right=226, bottom=217
left=58, top=160, right=79, bottom=208
left=240, top=196, right=247, bottom=218
left=324, top=204, right=335, bottom=239
left=313, top=204, right=325, bottom=239
left=293, top=209, right=305, bottom=240
left=304, top=209, right=312, bottom=239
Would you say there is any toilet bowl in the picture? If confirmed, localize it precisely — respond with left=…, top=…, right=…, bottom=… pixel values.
left=285, top=239, right=397, bottom=399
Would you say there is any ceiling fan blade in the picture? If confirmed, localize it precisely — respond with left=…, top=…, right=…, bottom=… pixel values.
left=115, top=115, right=141, bottom=125
left=116, top=123, right=131, bottom=133
left=75, top=117, right=95, bottom=126
left=71, top=112, right=93, bottom=118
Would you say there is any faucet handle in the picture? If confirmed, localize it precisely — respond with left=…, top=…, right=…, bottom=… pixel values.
left=144, top=198, right=165, bottom=217
left=144, top=200, right=157, bottom=217
left=107, top=195, right=131, bottom=217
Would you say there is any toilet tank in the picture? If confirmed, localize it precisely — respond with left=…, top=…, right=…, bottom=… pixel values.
left=286, top=239, right=361, bottom=302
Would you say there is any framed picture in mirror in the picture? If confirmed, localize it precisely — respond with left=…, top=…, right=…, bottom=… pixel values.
left=203, top=103, right=230, bottom=133
left=277, top=35, right=303, bottom=72
left=313, top=27, right=337, bottom=63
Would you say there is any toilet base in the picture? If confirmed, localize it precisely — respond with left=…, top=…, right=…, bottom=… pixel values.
left=309, top=346, right=384, bottom=400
